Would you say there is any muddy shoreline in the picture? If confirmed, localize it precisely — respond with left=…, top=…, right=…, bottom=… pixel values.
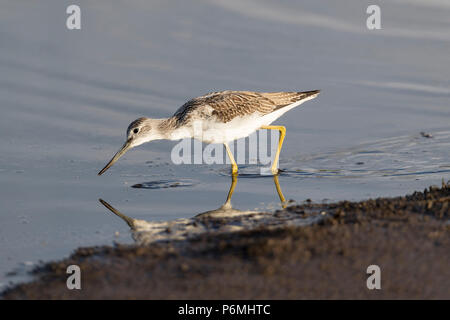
left=2, top=182, right=449, bottom=299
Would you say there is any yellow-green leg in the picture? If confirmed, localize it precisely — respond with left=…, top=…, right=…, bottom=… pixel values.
left=261, top=125, right=286, bottom=174
left=224, top=143, right=238, bottom=175
left=273, top=175, right=287, bottom=208
left=224, top=173, right=238, bottom=207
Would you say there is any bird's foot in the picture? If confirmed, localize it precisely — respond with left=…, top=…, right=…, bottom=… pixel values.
left=271, top=167, right=281, bottom=175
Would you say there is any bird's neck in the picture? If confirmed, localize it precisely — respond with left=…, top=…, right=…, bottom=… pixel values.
left=158, top=117, right=192, bottom=141
left=147, top=118, right=170, bottom=140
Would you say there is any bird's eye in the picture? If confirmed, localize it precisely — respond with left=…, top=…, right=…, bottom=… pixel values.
left=133, top=128, right=139, bottom=134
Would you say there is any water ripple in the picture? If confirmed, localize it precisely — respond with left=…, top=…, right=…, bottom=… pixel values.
left=282, top=131, right=450, bottom=180
left=131, top=179, right=197, bottom=189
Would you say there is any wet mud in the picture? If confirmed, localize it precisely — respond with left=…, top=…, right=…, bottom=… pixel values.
left=2, top=182, right=449, bottom=299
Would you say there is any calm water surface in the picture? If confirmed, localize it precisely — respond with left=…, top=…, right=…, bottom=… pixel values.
left=0, top=0, right=449, bottom=287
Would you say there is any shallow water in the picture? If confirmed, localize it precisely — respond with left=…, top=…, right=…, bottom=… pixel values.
left=0, top=0, right=449, bottom=287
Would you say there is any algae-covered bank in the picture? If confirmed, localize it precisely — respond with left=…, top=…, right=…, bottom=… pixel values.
left=2, top=182, right=449, bottom=299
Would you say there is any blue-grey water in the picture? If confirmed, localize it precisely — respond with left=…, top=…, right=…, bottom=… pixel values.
left=0, top=0, right=449, bottom=287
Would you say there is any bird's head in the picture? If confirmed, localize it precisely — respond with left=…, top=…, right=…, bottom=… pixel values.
left=98, top=117, right=163, bottom=175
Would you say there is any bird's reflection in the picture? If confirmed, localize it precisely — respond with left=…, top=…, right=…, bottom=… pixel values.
left=99, top=175, right=288, bottom=245
left=196, top=174, right=287, bottom=217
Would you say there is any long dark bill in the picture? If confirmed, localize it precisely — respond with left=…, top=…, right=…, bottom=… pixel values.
left=98, top=140, right=132, bottom=175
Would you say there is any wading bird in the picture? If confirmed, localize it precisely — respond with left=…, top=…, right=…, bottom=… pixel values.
left=98, top=90, right=320, bottom=176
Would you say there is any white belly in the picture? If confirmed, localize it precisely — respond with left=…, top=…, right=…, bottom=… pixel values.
left=201, top=115, right=265, bottom=143
left=169, top=97, right=314, bottom=144
left=199, top=106, right=287, bottom=144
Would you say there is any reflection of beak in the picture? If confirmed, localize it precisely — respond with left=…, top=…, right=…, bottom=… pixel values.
left=98, top=139, right=132, bottom=175
left=99, top=199, right=135, bottom=228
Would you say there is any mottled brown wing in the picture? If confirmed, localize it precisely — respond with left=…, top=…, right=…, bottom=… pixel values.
left=259, top=91, right=320, bottom=110
left=173, top=90, right=319, bottom=124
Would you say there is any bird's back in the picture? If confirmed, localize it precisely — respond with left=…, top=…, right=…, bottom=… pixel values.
left=172, top=90, right=320, bottom=125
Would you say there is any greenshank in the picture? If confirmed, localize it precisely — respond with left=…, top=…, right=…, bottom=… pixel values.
left=98, top=90, right=320, bottom=175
